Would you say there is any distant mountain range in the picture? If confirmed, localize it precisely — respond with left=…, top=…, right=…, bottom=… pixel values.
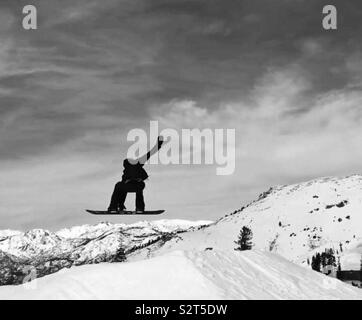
left=0, top=220, right=211, bottom=285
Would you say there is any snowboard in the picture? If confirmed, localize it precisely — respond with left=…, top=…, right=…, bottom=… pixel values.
left=86, top=209, right=165, bottom=215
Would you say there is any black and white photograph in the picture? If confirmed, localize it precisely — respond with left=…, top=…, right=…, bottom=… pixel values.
left=0, top=0, right=362, bottom=308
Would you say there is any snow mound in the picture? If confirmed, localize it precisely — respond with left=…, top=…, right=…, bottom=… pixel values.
left=0, top=249, right=360, bottom=300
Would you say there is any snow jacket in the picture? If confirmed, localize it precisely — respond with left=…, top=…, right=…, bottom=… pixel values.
left=121, top=159, right=149, bottom=182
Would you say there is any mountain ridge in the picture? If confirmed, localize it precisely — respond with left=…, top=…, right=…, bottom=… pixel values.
left=130, top=174, right=362, bottom=271
left=0, top=219, right=212, bottom=285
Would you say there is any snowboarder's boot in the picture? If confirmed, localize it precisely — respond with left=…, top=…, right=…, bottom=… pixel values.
left=136, top=207, right=144, bottom=214
left=108, top=205, right=126, bottom=212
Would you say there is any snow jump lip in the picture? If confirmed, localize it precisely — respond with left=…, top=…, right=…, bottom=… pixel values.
left=86, top=210, right=165, bottom=215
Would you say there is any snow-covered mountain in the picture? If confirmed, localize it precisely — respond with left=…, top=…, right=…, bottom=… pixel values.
left=0, top=220, right=211, bottom=285
left=0, top=249, right=361, bottom=300
left=1, top=174, right=362, bottom=297
left=132, top=175, right=362, bottom=270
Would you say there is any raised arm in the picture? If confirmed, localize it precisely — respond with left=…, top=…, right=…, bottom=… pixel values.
left=135, top=136, right=164, bottom=165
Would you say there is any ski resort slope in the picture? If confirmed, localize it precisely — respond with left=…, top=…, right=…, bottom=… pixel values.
left=0, top=250, right=361, bottom=300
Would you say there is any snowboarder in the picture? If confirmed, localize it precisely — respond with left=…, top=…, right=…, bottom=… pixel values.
left=108, top=136, right=164, bottom=213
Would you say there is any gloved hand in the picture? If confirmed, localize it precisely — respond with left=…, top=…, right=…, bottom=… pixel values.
left=157, top=136, right=164, bottom=149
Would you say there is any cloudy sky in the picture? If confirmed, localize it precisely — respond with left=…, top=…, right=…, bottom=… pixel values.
left=1, top=0, right=362, bottom=230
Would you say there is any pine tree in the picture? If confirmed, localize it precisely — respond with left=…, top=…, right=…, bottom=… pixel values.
left=311, top=253, right=321, bottom=272
left=322, top=248, right=336, bottom=269
left=235, top=226, right=253, bottom=251
left=110, top=247, right=127, bottom=262
left=311, top=255, right=316, bottom=271
left=320, top=251, right=327, bottom=268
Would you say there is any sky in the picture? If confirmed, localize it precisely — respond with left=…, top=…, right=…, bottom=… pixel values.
left=1, top=0, right=362, bottom=230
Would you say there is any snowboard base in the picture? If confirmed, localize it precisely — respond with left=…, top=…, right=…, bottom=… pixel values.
left=86, top=209, right=165, bottom=215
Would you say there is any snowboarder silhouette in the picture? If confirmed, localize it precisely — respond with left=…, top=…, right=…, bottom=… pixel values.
left=108, top=136, right=164, bottom=213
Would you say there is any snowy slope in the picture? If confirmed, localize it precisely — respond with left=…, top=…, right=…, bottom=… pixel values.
left=0, top=250, right=360, bottom=300
left=0, top=230, right=22, bottom=240
left=132, top=175, right=362, bottom=269
left=0, top=220, right=211, bottom=285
